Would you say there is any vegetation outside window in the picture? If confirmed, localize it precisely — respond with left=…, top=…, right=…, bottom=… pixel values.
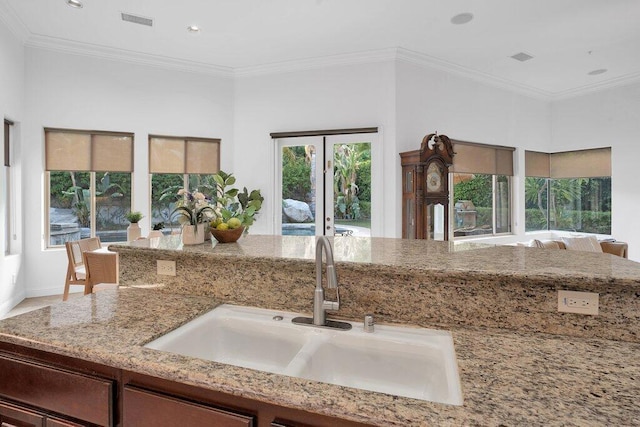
left=149, top=135, right=220, bottom=232
left=525, top=148, right=611, bottom=234
left=45, top=129, right=133, bottom=246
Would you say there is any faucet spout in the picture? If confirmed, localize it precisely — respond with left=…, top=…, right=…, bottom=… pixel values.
left=313, top=236, right=340, bottom=326
left=292, top=236, right=351, bottom=330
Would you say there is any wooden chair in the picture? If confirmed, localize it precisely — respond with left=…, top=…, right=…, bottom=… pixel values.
left=63, top=237, right=103, bottom=301
left=78, top=236, right=101, bottom=252
left=63, top=240, right=86, bottom=301
left=82, top=251, right=119, bottom=294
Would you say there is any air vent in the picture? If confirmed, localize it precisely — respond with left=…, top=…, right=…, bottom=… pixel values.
left=510, top=52, right=534, bottom=62
left=121, top=12, right=153, bottom=27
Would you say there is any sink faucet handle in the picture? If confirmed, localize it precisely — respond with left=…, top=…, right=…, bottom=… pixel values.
left=364, top=314, right=375, bottom=333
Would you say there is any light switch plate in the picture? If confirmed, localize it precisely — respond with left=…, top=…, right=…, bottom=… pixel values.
left=558, top=290, right=599, bottom=315
left=157, top=260, right=176, bottom=276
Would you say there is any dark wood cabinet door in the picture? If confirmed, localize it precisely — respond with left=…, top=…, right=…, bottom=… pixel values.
left=0, top=400, right=45, bottom=427
left=123, top=386, right=253, bottom=427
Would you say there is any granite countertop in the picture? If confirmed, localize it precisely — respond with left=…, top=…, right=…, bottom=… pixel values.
left=115, top=235, right=640, bottom=285
left=1, top=288, right=638, bottom=426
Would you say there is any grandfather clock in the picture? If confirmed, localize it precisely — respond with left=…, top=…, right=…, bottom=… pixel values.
left=399, top=132, right=455, bottom=240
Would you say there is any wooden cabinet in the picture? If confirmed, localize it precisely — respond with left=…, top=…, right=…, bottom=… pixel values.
left=0, top=350, right=115, bottom=426
left=400, top=133, right=455, bottom=241
left=0, top=400, right=85, bottom=427
left=0, top=342, right=370, bottom=427
left=123, top=386, right=253, bottom=427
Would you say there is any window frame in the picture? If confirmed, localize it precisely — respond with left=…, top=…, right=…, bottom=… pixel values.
left=148, top=135, right=221, bottom=231
left=452, top=173, right=513, bottom=239
left=44, top=128, right=134, bottom=248
left=4, top=119, right=14, bottom=254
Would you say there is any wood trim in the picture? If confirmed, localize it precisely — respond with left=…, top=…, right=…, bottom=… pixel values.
left=270, top=127, right=378, bottom=139
left=44, top=127, right=133, bottom=138
left=148, top=134, right=221, bottom=144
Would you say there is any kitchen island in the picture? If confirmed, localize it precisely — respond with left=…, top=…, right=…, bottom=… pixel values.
left=1, top=235, right=639, bottom=425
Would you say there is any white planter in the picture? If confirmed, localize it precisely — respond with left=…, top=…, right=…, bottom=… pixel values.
left=182, top=224, right=205, bottom=245
left=127, top=222, right=141, bottom=242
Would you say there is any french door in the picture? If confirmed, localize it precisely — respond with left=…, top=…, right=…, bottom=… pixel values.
left=275, top=133, right=374, bottom=237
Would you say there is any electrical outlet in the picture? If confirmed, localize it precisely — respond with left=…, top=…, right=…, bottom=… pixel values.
left=558, top=290, right=599, bottom=315
left=157, top=260, right=176, bottom=276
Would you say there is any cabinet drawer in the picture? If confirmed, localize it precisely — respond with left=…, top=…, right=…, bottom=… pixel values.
left=123, top=386, right=254, bottom=427
left=0, top=355, right=113, bottom=426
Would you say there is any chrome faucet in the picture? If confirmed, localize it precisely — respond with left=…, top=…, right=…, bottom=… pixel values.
left=313, top=235, right=339, bottom=326
left=292, top=236, right=351, bottom=330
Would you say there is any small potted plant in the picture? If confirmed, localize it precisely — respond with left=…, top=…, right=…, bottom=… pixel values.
left=172, top=189, right=214, bottom=245
left=209, top=171, right=263, bottom=243
left=148, top=222, right=164, bottom=239
left=125, top=211, right=144, bottom=241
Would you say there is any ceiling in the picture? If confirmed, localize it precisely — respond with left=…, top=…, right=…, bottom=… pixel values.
left=2, top=0, right=640, bottom=98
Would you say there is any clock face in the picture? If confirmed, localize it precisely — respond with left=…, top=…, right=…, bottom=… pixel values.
left=426, top=163, right=443, bottom=192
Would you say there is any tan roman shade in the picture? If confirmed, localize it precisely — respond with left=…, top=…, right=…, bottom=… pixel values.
left=149, top=136, right=220, bottom=174
left=186, top=139, right=220, bottom=174
left=45, top=129, right=133, bottom=172
left=550, top=147, right=611, bottom=178
left=92, top=134, right=134, bottom=172
left=525, top=147, right=611, bottom=178
left=525, top=151, right=550, bottom=177
left=451, top=141, right=514, bottom=176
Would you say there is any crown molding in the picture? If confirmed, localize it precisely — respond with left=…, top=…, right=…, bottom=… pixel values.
left=24, top=34, right=234, bottom=78
left=234, top=48, right=398, bottom=78
left=394, top=48, right=552, bottom=100
left=550, top=71, right=640, bottom=100
left=0, top=0, right=29, bottom=42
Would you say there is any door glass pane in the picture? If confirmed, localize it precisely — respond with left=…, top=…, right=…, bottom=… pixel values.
left=49, top=171, right=90, bottom=246
left=281, top=145, right=317, bottom=236
left=95, top=172, right=131, bottom=242
left=332, top=142, right=371, bottom=237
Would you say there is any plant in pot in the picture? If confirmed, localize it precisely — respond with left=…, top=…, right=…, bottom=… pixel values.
left=125, top=211, right=144, bottom=241
left=149, top=222, right=164, bottom=239
left=172, top=189, right=214, bottom=245
left=209, top=170, right=263, bottom=243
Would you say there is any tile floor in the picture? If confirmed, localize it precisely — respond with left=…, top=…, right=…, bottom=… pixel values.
left=2, top=293, right=83, bottom=319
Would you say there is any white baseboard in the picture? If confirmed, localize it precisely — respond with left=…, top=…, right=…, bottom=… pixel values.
left=0, top=291, right=27, bottom=319
left=26, top=286, right=65, bottom=298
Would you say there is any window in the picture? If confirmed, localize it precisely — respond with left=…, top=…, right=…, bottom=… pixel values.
left=4, top=119, right=13, bottom=254
left=525, top=148, right=611, bottom=234
left=149, top=135, right=220, bottom=232
left=451, top=141, right=514, bottom=238
left=46, top=129, right=134, bottom=246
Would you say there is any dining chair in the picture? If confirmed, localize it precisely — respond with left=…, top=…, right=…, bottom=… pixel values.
left=82, top=251, right=119, bottom=294
left=63, top=240, right=86, bottom=301
left=78, top=236, right=102, bottom=252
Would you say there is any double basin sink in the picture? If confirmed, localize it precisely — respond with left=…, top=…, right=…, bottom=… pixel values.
left=145, top=304, right=463, bottom=406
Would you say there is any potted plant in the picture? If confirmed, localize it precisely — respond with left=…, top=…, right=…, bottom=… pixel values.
left=125, top=211, right=144, bottom=241
left=209, top=170, right=263, bottom=243
left=172, top=189, right=214, bottom=245
left=148, top=222, right=164, bottom=239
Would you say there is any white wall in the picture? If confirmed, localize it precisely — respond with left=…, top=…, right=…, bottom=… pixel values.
left=552, top=82, right=640, bottom=261
left=0, top=18, right=25, bottom=317
left=395, top=61, right=551, bottom=238
left=233, top=61, right=397, bottom=236
left=23, top=48, right=234, bottom=297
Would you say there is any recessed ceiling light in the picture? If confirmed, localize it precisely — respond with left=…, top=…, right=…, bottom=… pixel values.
left=187, top=25, right=201, bottom=33
left=588, top=68, right=608, bottom=76
left=66, top=0, right=83, bottom=9
left=450, top=13, right=473, bottom=25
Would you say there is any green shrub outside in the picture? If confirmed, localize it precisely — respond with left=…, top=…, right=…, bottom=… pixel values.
left=525, top=209, right=611, bottom=234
